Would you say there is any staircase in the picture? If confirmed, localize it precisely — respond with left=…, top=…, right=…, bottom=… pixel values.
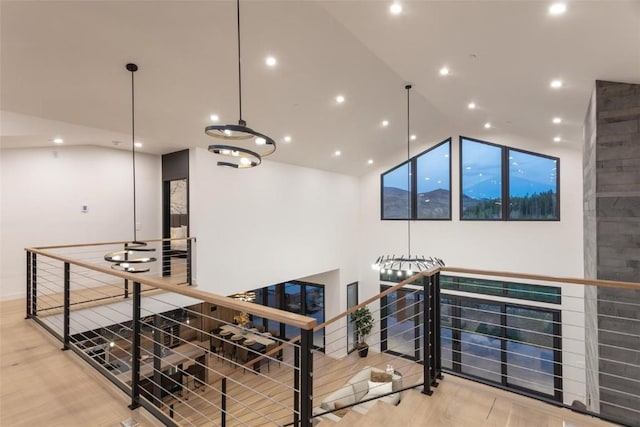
left=315, top=376, right=618, bottom=427
left=315, top=390, right=429, bottom=426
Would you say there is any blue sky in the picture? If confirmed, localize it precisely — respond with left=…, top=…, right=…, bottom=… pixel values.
left=384, top=142, right=451, bottom=192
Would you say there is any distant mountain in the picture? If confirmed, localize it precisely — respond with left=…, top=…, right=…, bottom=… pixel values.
left=382, top=187, right=410, bottom=218
left=417, top=189, right=450, bottom=218
left=509, top=176, right=556, bottom=197
left=463, top=176, right=555, bottom=200
left=383, top=187, right=450, bottom=218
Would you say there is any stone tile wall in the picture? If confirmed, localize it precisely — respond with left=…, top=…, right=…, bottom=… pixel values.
left=585, top=80, right=640, bottom=426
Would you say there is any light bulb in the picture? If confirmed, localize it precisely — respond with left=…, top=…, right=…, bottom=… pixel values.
left=240, top=157, right=251, bottom=165
left=255, top=137, right=266, bottom=145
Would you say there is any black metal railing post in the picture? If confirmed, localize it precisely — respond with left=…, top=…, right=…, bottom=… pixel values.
left=152, top=314, right=163, bottom=406
left=433, top=271, right=443, bottom=380
left=31, top=253, right=37, bottom=316
left=129, top=281, right=141, bottom=410
left=428, top=274, right=439, bottom=387
left=300, top=328, right=313, bottom=427
left=221, top=378, right=227, bottom=427
left=25, top=251, right=32, bottom=319
left=123, top=243, right=129, bottom=299
left=422, top=275, right=433, bottom=395
left=186, top=238, right=192, bottom=285
left=293, top=344, right=300, bottom=426
left=62, top=262, right=70, bottom=350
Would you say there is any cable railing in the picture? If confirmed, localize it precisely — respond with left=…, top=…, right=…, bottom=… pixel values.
left=25, top=239, right=317, bottom=427
left=439, top=266, right=640, bottom=427
left=25, top=241, right=639, bottom=427
left=310, top=270, right=442, bottom=423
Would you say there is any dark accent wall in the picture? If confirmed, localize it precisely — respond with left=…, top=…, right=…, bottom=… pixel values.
left=584, top=80, right=640, bottom=427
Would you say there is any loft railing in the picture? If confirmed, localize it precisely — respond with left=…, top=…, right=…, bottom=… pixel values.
left=25, top=239, right=317, bottom=426
left=437, top=267, right=640, bottom=427
left=310, top=270, right=442, bottom=423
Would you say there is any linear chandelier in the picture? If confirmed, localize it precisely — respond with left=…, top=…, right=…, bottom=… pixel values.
left=104, top=63, right=157, bottom=273
left=205, top=0, right=276, bottom=169
left=372, top=84, right=443, bottom=277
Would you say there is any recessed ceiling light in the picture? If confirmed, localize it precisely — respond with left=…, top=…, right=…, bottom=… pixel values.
left=53, top=138, right=63, bottom=144
left=389, top=2, right=402, bottom=15
left=283, top=135, right=292, bottom=143
left=368, top=159, right=374, bottom=165
left=381, top=120, right=389, bottom=127
left=484, top=122, right=491, bottom=129
left=336, top=95, right=345, bottom=104
left=468, top=102, right=476, bottom=109
left=552, top=117, right=562, bottom=124
left=265, top=56, right=277, bottom=67
left=553, top=136, right=561, bottom=142
left=410, top=134, right=417, bottom=141
left=549, top=3, right=567, bottom=16
left=134, top=142, right=143, bottom=148
left=210, top=114, right=219, bottom=122
left=439, top=66, right=449, bottom=76
left=334, top=150, right=341, bottom=156
left=550, top=79, right=563, bottom=89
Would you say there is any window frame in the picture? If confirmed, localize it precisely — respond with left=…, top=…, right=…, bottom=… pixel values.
left=459, top=136, right=560, bottom=221
left=381, top=138, right=452, bottom=221
left=506, top=147, right=560, bottom=221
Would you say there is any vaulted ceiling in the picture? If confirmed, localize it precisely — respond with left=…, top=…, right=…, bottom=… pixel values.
left=2, top=1, right=639, bottom=175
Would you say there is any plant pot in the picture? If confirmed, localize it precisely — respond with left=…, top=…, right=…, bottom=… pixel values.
left=357, top=343, right=369, bottom=358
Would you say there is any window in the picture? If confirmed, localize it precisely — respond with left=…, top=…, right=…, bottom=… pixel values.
left=381, top=161, right=411, bottom=219
left=347, top=282, right=359, bottom=353
left=461, top=138, right=502, bottom=219
left=441, top=275, right=561, bottom=304
left=381, top=139, right=451, bottom=220
left=442, top=295, right=562, bottom=401
left=460, top=137, right=559, bottom=221
left=508, top=149, right=559, bottom=220
left=250, top=281, right=325, bottom=351
left=416, top=140, right=451, bottom=219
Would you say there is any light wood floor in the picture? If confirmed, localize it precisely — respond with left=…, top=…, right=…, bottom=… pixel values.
left=1, top=296, right=621, bottom=427
left=0, top=298, right=162, bottom=427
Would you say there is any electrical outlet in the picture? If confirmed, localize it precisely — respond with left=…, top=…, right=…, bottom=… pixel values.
left=136, top=222, right=141, bottom=231
left=81, top=204, right=89, bottom=213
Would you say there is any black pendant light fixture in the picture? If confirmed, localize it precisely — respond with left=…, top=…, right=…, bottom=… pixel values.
left=104, top=63, right=157, bottom=273
left=205, top=0, right=276, bottom=169
left=372, top=84, right=444, bottom=277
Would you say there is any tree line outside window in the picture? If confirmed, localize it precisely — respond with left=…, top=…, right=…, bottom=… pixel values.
left=381, top=137, right=559, bottom=221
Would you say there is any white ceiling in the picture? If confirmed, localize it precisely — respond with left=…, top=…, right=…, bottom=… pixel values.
left=1, top=1, right=639, bottom=176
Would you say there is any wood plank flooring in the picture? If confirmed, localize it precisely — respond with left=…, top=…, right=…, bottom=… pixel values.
left=0, top=298, right=162, bottom=427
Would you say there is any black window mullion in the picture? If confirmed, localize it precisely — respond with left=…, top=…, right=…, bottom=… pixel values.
left=411, top=157, right=418, bottom=219
left=502, top=147, right=509, bottom=220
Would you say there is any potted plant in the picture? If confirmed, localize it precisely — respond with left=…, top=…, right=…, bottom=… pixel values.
left=351, top=307, right=374, bottom=357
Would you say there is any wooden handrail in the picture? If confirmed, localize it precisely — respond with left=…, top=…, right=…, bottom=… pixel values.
left=25, top=247, right=317, bottom=330
left=29, top=237, right=196, bottom=251
left=441, top=266, right=640, bottom=291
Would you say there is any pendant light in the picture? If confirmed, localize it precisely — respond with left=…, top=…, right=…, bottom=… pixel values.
left=205, top=0, right=276, bottom=168
left=104, top=63, right=157, bottom=273
left=372, top=84, right=444, bottom=276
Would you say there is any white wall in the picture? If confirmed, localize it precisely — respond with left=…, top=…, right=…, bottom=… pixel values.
left=358, top=134, right=585, bottom=295
left=189, top=147, right=360, bottom=297
left=0, top=145, right=161, bottom=300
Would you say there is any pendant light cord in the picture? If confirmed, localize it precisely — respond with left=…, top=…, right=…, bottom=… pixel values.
left=131, top=67, right=138, bottom=243
left=236, top=0, right=243, bottom=123
left=406, top=84, right=412, bottom=258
